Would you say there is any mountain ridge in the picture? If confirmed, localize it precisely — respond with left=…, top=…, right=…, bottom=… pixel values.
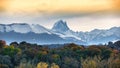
left=0, top=22, right=119, bottom=33
left=0, top=20, right=120, bottom=45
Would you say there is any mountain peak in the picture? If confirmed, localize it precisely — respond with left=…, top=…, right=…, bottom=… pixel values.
left=52, top=20, right=70, bottom=32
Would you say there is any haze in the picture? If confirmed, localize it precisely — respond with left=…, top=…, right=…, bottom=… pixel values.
left=0, top=0, right=120, bottom=31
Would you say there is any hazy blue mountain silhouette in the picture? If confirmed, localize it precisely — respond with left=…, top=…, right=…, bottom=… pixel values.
left=0, top=20, right=120, bottom=45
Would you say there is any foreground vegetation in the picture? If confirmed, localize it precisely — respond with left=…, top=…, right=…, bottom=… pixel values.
left=0, top=40, right=120, bottom=68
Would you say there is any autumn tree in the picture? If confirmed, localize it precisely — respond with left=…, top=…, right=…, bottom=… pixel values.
left=50, top=63, right=60, bottom=68
left=2, top=45, right=21, bottom=57
left=0, top=40, right=6, bottom=48
left=37, top=62, right=48, bottom=68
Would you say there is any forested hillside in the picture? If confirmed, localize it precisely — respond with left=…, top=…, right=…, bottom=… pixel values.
left=0, top=40, right=120, bottom=68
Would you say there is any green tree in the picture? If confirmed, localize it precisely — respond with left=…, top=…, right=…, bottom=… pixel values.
left=2, top=45, right=21, bottom=57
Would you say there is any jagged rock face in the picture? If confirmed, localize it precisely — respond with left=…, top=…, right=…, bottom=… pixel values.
left=52, top=20, right=70, bottom=33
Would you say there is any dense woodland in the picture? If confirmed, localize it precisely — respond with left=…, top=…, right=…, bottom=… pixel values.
left=0, top=40, right=120, bottom=68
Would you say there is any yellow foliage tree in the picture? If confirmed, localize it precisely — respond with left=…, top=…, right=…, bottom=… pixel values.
left=37, top=62, right=48, bottom=68
left=81, top=56, right=100, bottom=68
left=50, top=63, right=59, bottom=68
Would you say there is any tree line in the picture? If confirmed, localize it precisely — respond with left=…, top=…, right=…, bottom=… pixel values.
left=0, top=40, right=120, bottom=68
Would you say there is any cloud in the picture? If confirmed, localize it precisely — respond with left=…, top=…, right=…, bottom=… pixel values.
left=0, top=0, right=6, bottom=12
left=1, top=0, right=119, bottom=14
left=112, top=0, right=120, bottom=11
left=0, top=0, right=119, bottom=31
left=0, top=0, right=11, bottom=12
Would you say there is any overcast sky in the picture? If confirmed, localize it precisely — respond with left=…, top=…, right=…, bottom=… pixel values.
left=0, top=0, right=120, bottom=31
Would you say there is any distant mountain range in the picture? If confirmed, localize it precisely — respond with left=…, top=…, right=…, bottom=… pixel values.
left=0, top=20, right=120, bottom=45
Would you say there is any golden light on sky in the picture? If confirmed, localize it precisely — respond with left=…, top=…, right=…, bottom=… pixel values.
left=0, top=0, right=120, bottom=31
left=112, top=0, right=120, bottom=11
left=0, top=0, right=120, bottom=14
left=0, top=0, right=8, bottom=11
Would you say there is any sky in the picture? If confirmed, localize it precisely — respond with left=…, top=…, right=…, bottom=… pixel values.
left=0, top=0, right=120, bottom=31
